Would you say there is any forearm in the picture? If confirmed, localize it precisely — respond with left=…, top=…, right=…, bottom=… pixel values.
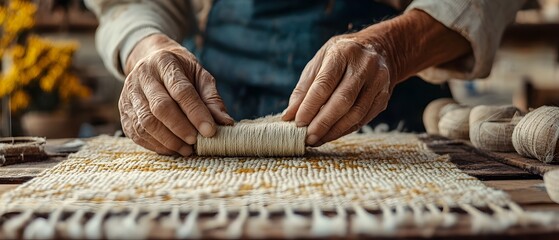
left=349, top=9, right=471, bottom=85
left=85, top=0, right=194, bottom=80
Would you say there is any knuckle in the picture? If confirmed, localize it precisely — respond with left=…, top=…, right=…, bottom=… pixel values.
left=315, top=117, right=333, bottom=131
left=333, top=93, right=354, bottom=107
left=183, top=98, right=204, bottom=114
left=311, top=79, right=334, bottom=100
left=173, top=84, right=197, bottom=102
left=197, top=70, right=216, bottom=84
left=161, top=138, right=183, bottom=152
left=134, top=120, right=147, bottom=135
left=138, top=112, right=158, bottom=131
left=359, top=115, right=374, bottom=126
left=150, top=95, right=175, bottom=116
left=291, top=87, right=306, bottom=98
left=298, top=102, right=317, bottom=117
left=351, top=104, right=368, bottom=118
left=204, top=93, right=223, bottom=106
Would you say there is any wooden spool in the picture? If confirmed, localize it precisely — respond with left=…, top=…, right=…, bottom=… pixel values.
left=423, top=98, right=457, bottom=134
left=512, top=106, right=559, bottom=163
left=0, top=136, right=47, bottom=166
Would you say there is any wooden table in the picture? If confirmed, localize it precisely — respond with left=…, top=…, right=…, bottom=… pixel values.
left=1, top=136, right=558, bottom=239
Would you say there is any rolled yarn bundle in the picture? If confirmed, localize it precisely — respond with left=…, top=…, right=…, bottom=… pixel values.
left=472, top=119, right=517, bottom=152
left=469, top=105, right=519, bottom=151
left=438, top=104, right=472, bottom=140
left=196, top=116, right=307, bottom=157
left=423, top=98, right=457, bottom=134
left=512, top=106, right=559, bottom=163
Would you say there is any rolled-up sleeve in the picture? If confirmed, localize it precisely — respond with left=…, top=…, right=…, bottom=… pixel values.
left=406, top=0, right=525, bottom=83
left=85, top=0, right=194, bottom=80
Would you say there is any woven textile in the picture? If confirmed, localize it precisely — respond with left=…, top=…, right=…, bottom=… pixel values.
left=0, top=133, right=554, bottom=238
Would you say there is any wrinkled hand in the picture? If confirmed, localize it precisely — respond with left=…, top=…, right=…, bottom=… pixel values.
left=120, top=34, right=234, bottom=156
left=282, top=35, right=393, bottom=146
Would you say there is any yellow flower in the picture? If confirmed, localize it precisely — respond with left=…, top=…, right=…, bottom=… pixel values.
left=0, top=0, right=88, bottom=112
left=9, top=90, right=30, bottom=112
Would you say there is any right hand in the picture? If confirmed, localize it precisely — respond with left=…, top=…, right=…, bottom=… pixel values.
left=120, top=34, right=234, bottom=156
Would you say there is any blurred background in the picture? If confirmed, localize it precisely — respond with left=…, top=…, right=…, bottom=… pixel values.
left=0, top=0, right=558, bottom=138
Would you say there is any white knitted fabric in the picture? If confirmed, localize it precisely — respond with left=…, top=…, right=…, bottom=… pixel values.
left=0, top=133, right=554, bottom=238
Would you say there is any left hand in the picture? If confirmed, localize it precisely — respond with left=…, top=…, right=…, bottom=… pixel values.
left=282, top=35, right=393, bottom=146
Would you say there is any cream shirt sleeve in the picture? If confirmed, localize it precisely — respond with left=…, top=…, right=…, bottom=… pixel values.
left=84, top=0, right=195, bottom=80
left=405, top=0, right=525, bottom=83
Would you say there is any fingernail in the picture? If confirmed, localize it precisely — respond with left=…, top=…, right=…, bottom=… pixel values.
left=296, top=121, right=307, bottom=127
left=282, top=109, right=288, bottom=116
left=307, top=134, right=319, bottom=145
left=221, top=111, right=235, bottom=124
left=199, top=121, right=215, bottom=137
left=225, top=115, right=235, bottom=124
left=185, top=135, right=197, bottom=145
left=178, top=145, right=192, bottom=156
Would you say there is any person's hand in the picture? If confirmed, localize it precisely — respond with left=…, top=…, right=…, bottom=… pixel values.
left=120, top=34, right=234, bottom=156
left=283, top=10, right=472, bottom=146
left=282, top=35, right=393, bottom=146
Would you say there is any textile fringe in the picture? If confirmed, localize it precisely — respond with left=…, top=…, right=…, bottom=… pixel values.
left=1, top=203, right=555, bottom=239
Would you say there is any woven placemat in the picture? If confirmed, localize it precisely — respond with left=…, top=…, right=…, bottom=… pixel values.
left=0, top=133, right=555, bottom=238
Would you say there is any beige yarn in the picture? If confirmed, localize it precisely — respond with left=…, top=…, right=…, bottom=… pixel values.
left=438, top=104, right=472, bottom=140
left=423, top=98, right=457, bottom=134
left=512, top=106, right=559, bottom=163
left=0, top=134, right=553, bottom=238
left=472, top=119, right=517, bottom=152
left=544, top=169, right=559, bottom=204
left=196, top=115, right=306, bottom=157
left=469, top=105, right=518, bottom=151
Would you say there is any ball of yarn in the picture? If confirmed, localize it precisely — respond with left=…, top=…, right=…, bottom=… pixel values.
left=438, top=104, right=472, bottom=140
left=544, top=169, right=559, bottom=204
left=472, top=119, right=517, bottom=152
left=423, top=98, right=457, bottom=134
left=469, top=105, right=518, bottom=150
left=512, top=106, right=559, bottom=163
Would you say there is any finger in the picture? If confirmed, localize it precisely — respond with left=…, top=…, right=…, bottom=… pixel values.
left=282, top=47, right=327, bottom=121
left=305, top=62, right=368, bottom=145
left=358, top=68, right=391, bottom=127
left=156, top=56, right=217, bottom=137
left=317, top=60, right=390, bottom=144
left=317, top=78, right=375, bottom=144
left=139, top=67, right=199, bottom=145
left=129, top=80, right=193, bottom=156
left=321, top=66, right=390, bottom=142
left=294, top=50, right=347, bottom=127
left=312, top=124, right=360, bottom=147
left=119, top=89, right=175, bottom=155
left=195, top=68, right=234, bottom=125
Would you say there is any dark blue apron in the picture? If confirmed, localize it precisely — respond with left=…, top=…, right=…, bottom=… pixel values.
left=185, top=0, right=397, bottom=119
left=184, top=1, right=453, bottom=132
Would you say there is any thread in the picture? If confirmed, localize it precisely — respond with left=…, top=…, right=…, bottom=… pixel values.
left=196, top=115, right=306, bottom=157
left=423, top=98, right=457, bottom=134
left=438, top=104, right=472, bottom=140
left=469, top=105, right=519, bottom=152
left=544, top=169, right=559, bottom=204
left=512, top=106, right=559, bottom=163
left=475, top=119, right=517, bottom=152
